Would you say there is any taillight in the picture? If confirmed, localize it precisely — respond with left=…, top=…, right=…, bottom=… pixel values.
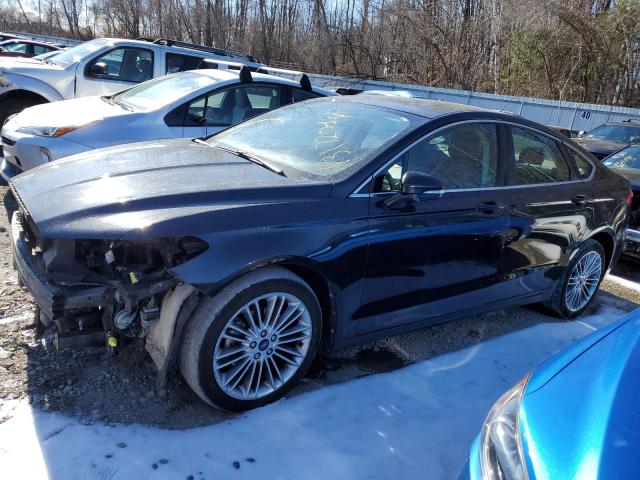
left=627, top=187, right=634, bottom=206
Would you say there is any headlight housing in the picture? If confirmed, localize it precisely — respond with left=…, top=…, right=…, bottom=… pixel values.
left=480, top=377, right=529, bottom=480
left=17, top=123, right=95, bottom=137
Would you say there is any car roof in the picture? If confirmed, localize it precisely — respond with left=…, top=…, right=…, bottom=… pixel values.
left=184, top=69, right=334, bottom=94
left=336, top=94, right=499, bottom=119
left=0, top=38, right=59, bottom=48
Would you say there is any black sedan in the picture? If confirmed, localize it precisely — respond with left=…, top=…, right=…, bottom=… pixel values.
left=603, top=145, right=640, bottom=258
left=574, top=120, right=640, bottom=160
left=9, top=96, right=631, bottom=411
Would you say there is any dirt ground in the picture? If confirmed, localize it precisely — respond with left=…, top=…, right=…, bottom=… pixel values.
left=1, top=183, right=639, bottom=429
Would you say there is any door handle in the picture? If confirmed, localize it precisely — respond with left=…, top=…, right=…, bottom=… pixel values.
left=572, top=195, right=589, bottom=206
left=476, top=201, right=501, bottom=215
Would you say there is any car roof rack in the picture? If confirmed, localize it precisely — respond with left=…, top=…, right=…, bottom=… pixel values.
left=147, top=38, right=260, bottom=64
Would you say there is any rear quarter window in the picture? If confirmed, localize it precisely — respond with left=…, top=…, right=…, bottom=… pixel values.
left=567, top=148, right=594, bottom=179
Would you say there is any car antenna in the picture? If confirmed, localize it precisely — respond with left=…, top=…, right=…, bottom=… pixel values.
left=239, top=65, right=253, bottom=84
left=300, top=73, right=312, bottom=92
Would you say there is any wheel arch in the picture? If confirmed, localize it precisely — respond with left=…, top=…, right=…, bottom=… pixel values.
left=277, top=261, right=338, bottom=356
left=194, top=256, right=340, bottom=356
left=588, top=228, right=615, bottom=270
left=0, top=87, right=56, bottom=105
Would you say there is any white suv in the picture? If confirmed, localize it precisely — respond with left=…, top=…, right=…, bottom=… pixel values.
left=0, top=37, right=262, bottom=125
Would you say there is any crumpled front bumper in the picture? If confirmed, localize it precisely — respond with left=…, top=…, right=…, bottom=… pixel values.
left=10, top=211, right=110, bottom=323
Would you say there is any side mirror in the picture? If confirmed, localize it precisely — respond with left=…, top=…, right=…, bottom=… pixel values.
left=89, top=62, right=108, bottom=76
left=578, top=130, right=586, bottom=138
left=401, top=171, right=444, bottom=198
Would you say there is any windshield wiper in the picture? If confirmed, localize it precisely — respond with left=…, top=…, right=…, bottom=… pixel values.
left=194, top=139, right=285, bottom=177
left=110, top=98, right=133, bottom=112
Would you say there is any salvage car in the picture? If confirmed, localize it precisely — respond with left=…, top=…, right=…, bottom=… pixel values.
left=0, top=67, right=333, bottom=180
left=602, top=146, right=640, bottom=258
left=573, top=119, right=640, bottom=160
left=461, top=308, right=640, bottom=480
left=10, top=96, right=630, bottom=411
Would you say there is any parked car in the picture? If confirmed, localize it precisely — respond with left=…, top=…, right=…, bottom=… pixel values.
left=573, top=120, right=640, bottom=160
left=0, top=67, right=334, bottom=180
left=0, top=39, right=61, bottom=58
left=461, top=308, right=640, bottom=480
left=602, top=146, right=640, bottom=258
left=0, top=37, right=262, bottom=125
left=9, top=96, right=630, bottom=411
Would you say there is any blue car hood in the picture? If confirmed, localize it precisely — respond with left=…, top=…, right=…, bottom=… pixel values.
left=519, top=311, right=640, bottom=479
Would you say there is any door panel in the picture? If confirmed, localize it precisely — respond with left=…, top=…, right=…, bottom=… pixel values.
left=499, top=126, right=592, bottom=295
left=357, top=122, right=511, bottom=334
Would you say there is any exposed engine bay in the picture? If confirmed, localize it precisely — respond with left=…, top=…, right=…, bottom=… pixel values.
left=12, top=208, right=207, bottom=375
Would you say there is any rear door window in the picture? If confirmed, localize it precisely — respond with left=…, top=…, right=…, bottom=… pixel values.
left=510, top=127, right=570, bottom=184
left=166, top=53, right=204, bottom=73
left=187, top=85, right=283, bottom=127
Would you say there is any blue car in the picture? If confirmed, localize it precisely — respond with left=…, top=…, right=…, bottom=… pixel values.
left=463, top=310, right=640, bottom=479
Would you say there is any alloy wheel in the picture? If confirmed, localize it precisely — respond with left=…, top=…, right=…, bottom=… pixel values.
left=565, top=250, right=602, bottom=312
left=213, top=292, right=313, bottom=400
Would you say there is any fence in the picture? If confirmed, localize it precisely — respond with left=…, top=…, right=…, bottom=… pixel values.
left=264, top=71, right=640, bottom=133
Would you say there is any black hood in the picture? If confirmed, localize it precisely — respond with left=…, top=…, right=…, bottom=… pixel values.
left=10, top=139, right=331, bottom=239
left=573, top=137, right=625, bottom=158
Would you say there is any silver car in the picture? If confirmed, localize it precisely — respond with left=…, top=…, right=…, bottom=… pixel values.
left=0, top=69, right=334, bottom=180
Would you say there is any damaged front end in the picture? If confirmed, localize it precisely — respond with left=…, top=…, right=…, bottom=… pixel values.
left=10, top=206, right=207, bottom=374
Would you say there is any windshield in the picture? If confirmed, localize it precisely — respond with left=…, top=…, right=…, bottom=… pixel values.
left=603, top=146, right=640, bottom=170
left=208, top=99, right=421, bottom=178
left=112, top=72, right=217, bottom=111
left=587, top=124, right=640, bottom=144
left=50, top=39, right=109, bottom=67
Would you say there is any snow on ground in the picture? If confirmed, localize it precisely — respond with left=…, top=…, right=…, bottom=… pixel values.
left=0, top=304, right=629, bottom=480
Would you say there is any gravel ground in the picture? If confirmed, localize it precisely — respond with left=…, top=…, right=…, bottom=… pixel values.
left=1, top=183, right=639, bottom=429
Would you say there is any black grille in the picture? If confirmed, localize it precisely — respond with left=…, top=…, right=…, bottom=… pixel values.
left=1, top=136, right=15, bottom=146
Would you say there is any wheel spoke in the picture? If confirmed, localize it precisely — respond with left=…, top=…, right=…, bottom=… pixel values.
left=274, top=307, right=303, bottom=334
left=278, top=332, right=312, bottom=344
left=223, top=356, right=251, bottom=388
left=276, top=345, right=305, bottom=358
left=268, top=356, right=284, bottom=385
left=273, top=350, right=299, bottom=367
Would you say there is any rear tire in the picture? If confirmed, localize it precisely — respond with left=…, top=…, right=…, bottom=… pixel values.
left=0, top=96, right=44, bottom=126
left=545, top=239, right=605, bottom=319
left=179, top=267, right=322, bottom=411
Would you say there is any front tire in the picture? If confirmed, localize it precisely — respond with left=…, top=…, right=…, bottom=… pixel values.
left=546, top=239, right=605, bottom=319
left=179, top=267, right=321, bottom=411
